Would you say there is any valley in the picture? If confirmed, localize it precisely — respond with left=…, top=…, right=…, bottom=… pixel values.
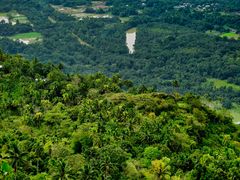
left=0, top=0, right=239, bottom=122
left=0, top=0, right=240, bottom=179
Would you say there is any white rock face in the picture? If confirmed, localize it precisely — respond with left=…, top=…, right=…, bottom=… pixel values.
left=0, top=17, right=9, bottom=23
left=18, top=39, right=30, bottom=44
left=126, top=28, right=137, bottom=54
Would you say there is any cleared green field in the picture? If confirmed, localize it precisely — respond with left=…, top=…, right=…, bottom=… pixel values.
left=0, top=10, right=30, bottom=24
left=10, top=32, right=42, bottom=39
left=207, top=78, right=240, bottom=91
left=220, top=32, right=240, bottom=40
left=8, top=32, right=42, bottom=44
left=206, top=30, right=240, bottom=40
left=12, top=16, right=29, bottom=24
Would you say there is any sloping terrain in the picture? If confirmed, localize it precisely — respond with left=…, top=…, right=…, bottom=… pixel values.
left=0, top=52, right=240, bottom=179
left=0, top=0, right=239, bottom=109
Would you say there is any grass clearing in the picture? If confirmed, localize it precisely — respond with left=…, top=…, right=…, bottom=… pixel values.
left=206, top=30, right=240, bottom=40
left=12, top=16, right=29, bottom=24
left=0, top=10, right=30, bottom=24
left=220, top=32, right=240, bottom=40
left=10, top=32, right=42, bottom=39
left=9, top=32, right=42, bottom=44
left=207, top=78, right=240, bottom=91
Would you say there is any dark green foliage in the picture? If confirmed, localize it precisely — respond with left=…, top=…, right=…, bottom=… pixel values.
left=0, top=22, right=33, bottom=36
left=0, top=0, right=239, bottom=107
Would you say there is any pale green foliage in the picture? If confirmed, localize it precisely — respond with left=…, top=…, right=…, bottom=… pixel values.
left=144, top=146, right=161, bottom=160
left=125, top=160, right=141, bottom=179
left=51, top=141, right=71, bottom=158
left=150, top=157, right=171, bottom=180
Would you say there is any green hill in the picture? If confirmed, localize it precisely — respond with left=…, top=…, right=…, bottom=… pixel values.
left=0, top=52, right=240, bottom=179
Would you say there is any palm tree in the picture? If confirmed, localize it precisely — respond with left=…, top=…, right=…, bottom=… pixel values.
left=50, top=159, right=72, bottom=180
left=151, top=157, right=171, bottom=180
left=7, top=142, right=27, bottom=174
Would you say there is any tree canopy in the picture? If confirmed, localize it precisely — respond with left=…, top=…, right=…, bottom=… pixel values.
left=0, top=52, right=240, bottom=179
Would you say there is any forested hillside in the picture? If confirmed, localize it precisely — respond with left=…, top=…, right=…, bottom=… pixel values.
left=0, top=0, right=240, bottom=110
left=0, top=52, right=240, bottom=179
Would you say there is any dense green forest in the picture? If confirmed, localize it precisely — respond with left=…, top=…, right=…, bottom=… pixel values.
left=0, top=52, right=240, bottom=179
left=0, top=0, right=239, bottom=110
left=1, top=1, right=240, bottom=179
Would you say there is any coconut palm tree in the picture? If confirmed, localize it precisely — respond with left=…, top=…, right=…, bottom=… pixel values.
left=7, top=142, right=27, bottom=175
